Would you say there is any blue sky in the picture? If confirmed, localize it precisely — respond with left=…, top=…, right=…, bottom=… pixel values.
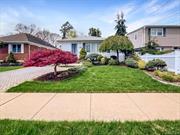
left=0, top=0, right=180, bottom=37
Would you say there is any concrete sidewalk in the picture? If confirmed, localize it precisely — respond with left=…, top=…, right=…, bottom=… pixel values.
left=0, top=93, right=180, bottom=121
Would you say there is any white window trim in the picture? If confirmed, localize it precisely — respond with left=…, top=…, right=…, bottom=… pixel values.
left=150, top=28, right=163, bottom=37
left=8, top=43, right=24, bottom=54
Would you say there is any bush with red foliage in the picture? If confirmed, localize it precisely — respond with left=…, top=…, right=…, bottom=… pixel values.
left=24, top=49, right=78, bottom=75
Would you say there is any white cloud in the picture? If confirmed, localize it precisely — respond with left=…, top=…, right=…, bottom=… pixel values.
left=0, top=0, right=179, bottom=37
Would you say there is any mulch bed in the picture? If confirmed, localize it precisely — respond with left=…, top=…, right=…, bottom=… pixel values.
left=145, top=71, right=180, bottom=86
left=35, top=70, right=79, bottom=81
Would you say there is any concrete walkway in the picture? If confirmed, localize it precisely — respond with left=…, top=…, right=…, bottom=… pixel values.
left=0, top=93, right=179, bottom=121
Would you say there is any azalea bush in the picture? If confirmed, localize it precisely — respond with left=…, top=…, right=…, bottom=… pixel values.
left=24, top=49, right=78, bottom=76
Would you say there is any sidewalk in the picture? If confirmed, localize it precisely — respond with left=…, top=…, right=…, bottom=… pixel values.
left=0, top=93, right=179, bottom=121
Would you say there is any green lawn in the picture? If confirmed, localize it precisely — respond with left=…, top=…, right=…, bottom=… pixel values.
left=0, top=120, right=180, bottom=135
left=8, top=66, right=180, bottom=92
left=0, top=66, right=22, bottom=72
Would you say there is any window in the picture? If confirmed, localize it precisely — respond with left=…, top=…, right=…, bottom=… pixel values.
left=150, top=28, right=163, bottom=36
left=85, top=44, right=90, bottom=52
left=12, top=44, right=21, bottom=53
left=91, top=44, right=96, bottom=52
left=134, top=34, right=137, bottom=40
left=83, top=43, right=86, bottom=49
left=71, top=44, right=77, bottom=54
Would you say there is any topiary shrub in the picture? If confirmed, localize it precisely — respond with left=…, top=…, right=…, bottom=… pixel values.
left=125, top=58, right=138, bottom=68
left=100, top=57, right=108, bottom=65
left=137, top=60, right=146, bottom=69
left=6, top=52, right=16, bottom=63
left=79, top=48, right=87, bottom=60
left=108, top=58, right=119, bottom=65
left=145, top=59, right=167, bottom=71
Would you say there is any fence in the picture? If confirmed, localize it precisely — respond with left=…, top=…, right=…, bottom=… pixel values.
left=139, top=49, right=180, bottom=74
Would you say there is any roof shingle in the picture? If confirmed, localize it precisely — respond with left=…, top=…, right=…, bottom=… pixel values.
left=0, top=33, right=55, bottom=49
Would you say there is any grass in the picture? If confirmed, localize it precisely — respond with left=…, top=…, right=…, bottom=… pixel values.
left=0, top=120, right=180, bottom=135
left=8, top=66, right=180, bottom=92
left=0, top=66, right=22, bottom=72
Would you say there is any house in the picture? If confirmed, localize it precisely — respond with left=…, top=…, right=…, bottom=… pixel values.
left=0, top=33, right=55, bottom=62
left=127, top=25, right=180, bottom=51
left=57, top=36, right=124, bottom=61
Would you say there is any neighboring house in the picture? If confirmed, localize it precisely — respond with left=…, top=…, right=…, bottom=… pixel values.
left=57, top=36, right=124, bottom=61
left=127, top=25, right=180, bottom=51
left=57, top=36, right=103, bottom=55
left=0, top=33, right=55, bottom=62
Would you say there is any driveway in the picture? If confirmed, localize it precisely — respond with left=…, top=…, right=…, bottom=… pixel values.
left=0, top=93, right=179, bottom=121
left=0, top=66, right=64, bottom=92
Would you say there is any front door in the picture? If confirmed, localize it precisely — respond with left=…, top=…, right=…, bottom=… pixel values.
left=71, top=44, right=77, bottom=54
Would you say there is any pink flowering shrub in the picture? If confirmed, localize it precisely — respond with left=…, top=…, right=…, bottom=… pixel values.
left=24, top=49, right=77, bottom=75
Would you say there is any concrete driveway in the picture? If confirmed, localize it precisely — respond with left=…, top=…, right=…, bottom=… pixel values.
left=0, top=66, right=69, bottom=92
left=0, top=93, right=179, bottom=121
left=0, top=66, right=54, bottom=92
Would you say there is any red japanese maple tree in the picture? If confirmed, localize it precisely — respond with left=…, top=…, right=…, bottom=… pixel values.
left=24, top=49, right=78, bottom=76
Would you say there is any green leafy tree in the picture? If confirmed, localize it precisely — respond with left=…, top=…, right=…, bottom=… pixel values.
left=67, top=30, right=77, bottom=38
left=115, top=12, right=126, bottom=36
left=79, top=48, right=87, bottom=60
left=60, top=21, right=73, bottom=39
left=141, top=40, right=159, bottom=55
left=99, top=36, right=133, bottom=60
left=88, top=27, right=101, bottom=37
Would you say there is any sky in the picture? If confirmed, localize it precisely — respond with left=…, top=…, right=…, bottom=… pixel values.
left=0, top=0, right=180, bottom=37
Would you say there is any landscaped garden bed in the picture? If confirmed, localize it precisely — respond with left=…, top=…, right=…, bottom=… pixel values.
left=35, top=66, right=86, bottom=81
left=0, top=119, right=180, bottom=135
left=8, top=66, right=180, bottom=93
left=146, top=70, right=180, bottom=86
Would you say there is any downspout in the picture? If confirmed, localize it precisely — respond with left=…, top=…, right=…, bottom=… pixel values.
left=28, top=45, right=31, bottom=59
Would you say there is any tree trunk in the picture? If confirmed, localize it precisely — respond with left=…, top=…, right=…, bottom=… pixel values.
left=54, top=64, right=58, bottom=76
left=116, top=50, right=119, bottom=61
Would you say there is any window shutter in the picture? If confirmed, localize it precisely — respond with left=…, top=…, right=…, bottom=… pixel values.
left=163, top=28, right=166, bottom=37
left=8, top=44, right=12, bottom=54
left=21, top=44, right=24, bottom=53
left=148, top=28, right=151, bottom=41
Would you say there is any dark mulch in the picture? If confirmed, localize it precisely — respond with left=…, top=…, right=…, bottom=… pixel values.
left=35, top=70, right=79, bottom=81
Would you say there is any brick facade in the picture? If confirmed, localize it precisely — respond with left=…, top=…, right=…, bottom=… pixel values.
left=0, top=44, right=47, bottom=62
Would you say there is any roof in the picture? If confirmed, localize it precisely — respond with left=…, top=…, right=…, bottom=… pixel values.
left=127, top=25, right=180, bottom=35
left=58, top=36, right=104, bottom=42
left=0, top=33, right=56, bottom=49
